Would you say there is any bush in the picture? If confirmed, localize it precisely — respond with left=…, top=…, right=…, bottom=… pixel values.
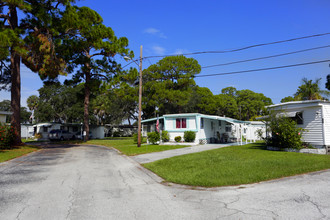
left=174, top=136, right=181, bottom=142
left=161, top=130, right=170, bottom=142
left=147, top=132, right=160, bottom=144
left=112, top=131, right=121, bottom=137
left=268, top=114, right=304, bottom=149
left=133, top=133, right=145, bottom=144
left=255, top=128, right=263, bottom=140
left=184, top=131, right=196, bottom=142
left=34, top=133, right=42, bottom=140
left=0, top=124, right=16, bottom=149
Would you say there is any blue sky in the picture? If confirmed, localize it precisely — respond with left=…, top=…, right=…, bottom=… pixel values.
left=1, top=0, right=330, bottom=107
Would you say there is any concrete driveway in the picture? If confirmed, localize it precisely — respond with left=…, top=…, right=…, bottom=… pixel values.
left=132, top=143, right=237, bottom=163
left=1, top=144, right=330, bottom=219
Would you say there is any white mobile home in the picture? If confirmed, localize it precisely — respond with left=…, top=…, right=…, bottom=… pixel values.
left=21, top=124, right=34, bottom=139
left=142, top=113, right=266, bottom=145
left=267, top=100, right=330, bottom=149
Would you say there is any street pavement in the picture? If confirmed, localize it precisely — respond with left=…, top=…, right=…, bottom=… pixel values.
left=1, top=144, right=330, bottom=219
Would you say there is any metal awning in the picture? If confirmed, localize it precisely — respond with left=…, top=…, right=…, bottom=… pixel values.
left=36, top=123, right=53, bottom=127
left=277, top=111, right=299, bottom=118
left=256, top=111, right=300, bottom=121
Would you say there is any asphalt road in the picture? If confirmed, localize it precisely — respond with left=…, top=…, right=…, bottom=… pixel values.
left=1, top=144, right=330, bottom=220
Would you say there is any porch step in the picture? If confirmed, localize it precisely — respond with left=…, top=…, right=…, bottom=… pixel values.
left=327, top=146, right=330, bottom=155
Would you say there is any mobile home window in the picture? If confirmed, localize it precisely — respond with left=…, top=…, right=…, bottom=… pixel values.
left=295, top=112, right=303, bottom=125
left=176, top=118, right=187, bottom=128
left=43, top=127, right=48, bottom=132
left=200, top=118, right=204, bottom=129
left=225, top=126, right=231, bottom=132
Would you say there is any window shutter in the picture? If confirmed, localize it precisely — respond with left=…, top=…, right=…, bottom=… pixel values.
left=182, top=118, right=186, bottom=128
left=176, top=118, right=181, bottom=128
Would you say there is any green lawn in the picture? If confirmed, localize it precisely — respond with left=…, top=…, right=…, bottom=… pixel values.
left=144, top=143, right=330, bottom=187
left=69, top=137, right=191, bottom=156
left=0, top=146, right=40, bottom=163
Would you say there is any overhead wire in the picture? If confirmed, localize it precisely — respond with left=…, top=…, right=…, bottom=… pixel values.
left=121, top=32, right=330, bottom=77
left=194, top=59, right=330, bottom=78
left=201, top=45, right=330, bottom=69
left=143, top=32, right=330, bottom=59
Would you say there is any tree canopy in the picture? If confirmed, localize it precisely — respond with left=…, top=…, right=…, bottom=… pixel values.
left=59, top=6, right=132, bottom=140
left=27, top=82, right=85, bottom=123
left=142, top=55, right=201, bottom=118
left=0, top=0, right=75, bottom=143
left=281, top=96, right=295, bottom=103
left=325, top=74, right=330, bottom=91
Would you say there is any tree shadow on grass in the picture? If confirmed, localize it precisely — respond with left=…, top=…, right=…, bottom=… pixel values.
left=246, top=143, right=268, bottom=151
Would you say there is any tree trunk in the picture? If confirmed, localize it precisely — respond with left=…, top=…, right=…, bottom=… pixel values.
left=84, top=70, right=91, bottom=141
left=9, top=5, right=21, bottom=145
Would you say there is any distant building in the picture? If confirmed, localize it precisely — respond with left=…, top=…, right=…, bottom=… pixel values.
left=0, top=111, right=12, bottom=124
left=26, top=122, right=105, bottom=140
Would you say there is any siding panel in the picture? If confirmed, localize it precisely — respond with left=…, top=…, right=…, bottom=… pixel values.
left=323, top=104, right=330, bottom=145
left=299, top=107, right=323, bottom=145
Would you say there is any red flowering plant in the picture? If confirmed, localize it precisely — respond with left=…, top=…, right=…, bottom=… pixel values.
left=0, top=123, right=16, bottom=149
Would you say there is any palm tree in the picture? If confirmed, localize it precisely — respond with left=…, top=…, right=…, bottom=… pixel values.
left=26, top=95, right=39, bottom=123
left=294, top=78, right=329, bottom=101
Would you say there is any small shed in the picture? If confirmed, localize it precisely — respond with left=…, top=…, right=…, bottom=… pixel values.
left=21, top=124, right=34, bottom=139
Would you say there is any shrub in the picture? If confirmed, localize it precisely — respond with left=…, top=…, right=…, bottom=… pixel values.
left=0, top=124, right=16, bottom=149
left=255, top=128, right=263, bottom=140
left=184, top=131, right=196, bottom=142
left=161, top=130, right=170, bottom=142
left=147, top=132, right=160, bottom=144
left=174, top=136, right=181, bottom=142
left=112, top=131, right=121, bottom=137
left=34, top=133, right=42, bottom=140
left=133, top=133, right=145, bottom=144
left=268, top=114, right=304, bottom=149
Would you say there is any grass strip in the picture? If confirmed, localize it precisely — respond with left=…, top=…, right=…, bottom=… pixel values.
left=0, top=146, right=40, bottom=163
left=85, top=138, right=191, bottom=156
left=144, top=143, right=330, bottom=187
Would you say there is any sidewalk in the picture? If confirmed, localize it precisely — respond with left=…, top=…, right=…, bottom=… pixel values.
left=131, top=143, right=239, bottom=164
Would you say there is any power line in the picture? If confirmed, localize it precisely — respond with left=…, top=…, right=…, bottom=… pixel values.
left=194, top=59, right=330, bottom=78
left=121, top=57, right=149, bottom=69
left=144, top=32, right=330, bottom=59
left=201, top=45, right=330, bottom=69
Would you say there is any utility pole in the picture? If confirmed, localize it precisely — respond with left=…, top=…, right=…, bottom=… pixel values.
left=137, top=45, right=143, bottom=147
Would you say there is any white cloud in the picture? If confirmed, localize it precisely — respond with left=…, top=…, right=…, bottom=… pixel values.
left=143, top=28, right=167, bottom=39
left=173, top=49, right=190, bottom=55
left=144, top=28, right=159, bottom=34
left=152, top=46, right=166, bottom=55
